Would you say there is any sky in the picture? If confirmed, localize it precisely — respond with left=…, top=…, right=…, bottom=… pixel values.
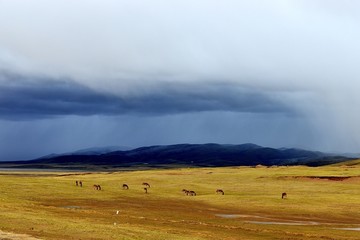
left=1, top=0, right=360, bottom=160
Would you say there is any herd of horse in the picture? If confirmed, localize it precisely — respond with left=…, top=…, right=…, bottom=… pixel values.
left=76, top=180, right=287, bottom=198
left=122, top=183, right=150, bottom=193
left=182, top=189, right=197, bottom=196
left=75, top=180, right=82, bottom=187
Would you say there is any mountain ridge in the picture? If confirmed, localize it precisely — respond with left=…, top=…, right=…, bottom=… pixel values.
left=3, top=143, right=351, bottom=168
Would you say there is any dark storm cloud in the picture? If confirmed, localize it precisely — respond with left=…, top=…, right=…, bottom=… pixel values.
left=0, top=72, right=292, bottom=120
left=3, top=0, right=360, bottom=161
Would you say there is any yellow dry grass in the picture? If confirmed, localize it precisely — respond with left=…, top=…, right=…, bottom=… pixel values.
left=0, top=164, right=360, bottom=240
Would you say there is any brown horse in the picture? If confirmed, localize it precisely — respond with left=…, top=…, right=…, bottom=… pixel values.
left=75, top=181, right=78, bottom=186
left=182, top=189, right=196, bottom=196
left=282, top=192, right=287, bottom=199
left=216, top=189, right=224, bottom=195
left=182, top=189, right=189, bottom=195
left=93, top=184, right=101, bottom=190
left=144, top=187, right=148, bottom=194
left=142, top=182, right=150, bottom=188
left=188, top=190, right=196, bottom=196
left=79, top=181, right=82, bottom=187
left=122, top=184, right=129, bottom=190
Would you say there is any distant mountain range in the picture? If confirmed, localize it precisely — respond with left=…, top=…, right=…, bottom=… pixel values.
left=38, top=146, right=132, bottom=159
left=2, top=143, right=354, bottom=169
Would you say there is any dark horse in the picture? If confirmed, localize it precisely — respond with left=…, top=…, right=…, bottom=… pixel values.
left=182, top=189, right=196, bottom=196
left=188, top=190, right=196, bottom=196
left=216, top=189, right=224, bottom=195
left=142, top=182, right=150, bottom=188
left=282, top=192, right=287, bottom=199
left=122, top=184, right=129, bottom=190
left=182, top=189, right=189, bottom=195
left=93, top=184, right=101, bottom=190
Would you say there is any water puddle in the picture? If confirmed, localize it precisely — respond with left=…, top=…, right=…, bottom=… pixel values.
left=215, top=214, right=267, bottom=219
left=215, top=213, right=360, bottom=228
left=62, top=206, right=82, bottom=209
left=216, top=214, right=320, bottom=225
left=335, top=228, right=360, bottom=231
left=215, top=214, right=244, bottom=219
left=246, top=220, right=320, bottom=226
left=0, top=230, right=41, bottom=240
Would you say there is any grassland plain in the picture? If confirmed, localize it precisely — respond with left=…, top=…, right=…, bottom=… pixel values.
left=0, top=163, right=360, bottom=240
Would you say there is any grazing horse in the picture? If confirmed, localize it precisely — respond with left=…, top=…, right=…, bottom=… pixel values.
left=216, top=189, right=224, bottom=195
left=182, top=189, right=196, bottom=196
left=144, top=187, right=148, bottom=194
left=282, top=192, right=287, bottom=199
left=122, top=184, right=129, bottom=190
left=93, top=184, right=101, bottom=190
left=182, top=189, right=189, bottom=195
left=188, top=190, right=196, bottom=196
left=142, top=182, right=150, bottom=188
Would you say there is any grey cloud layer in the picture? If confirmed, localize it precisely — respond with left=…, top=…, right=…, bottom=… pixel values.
left=1, top=0, right=360, bottom=160
left=0, top=72, right=292, bottom=119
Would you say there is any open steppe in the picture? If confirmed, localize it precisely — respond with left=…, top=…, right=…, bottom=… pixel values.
left=1, top=162, right=360, bottom=240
